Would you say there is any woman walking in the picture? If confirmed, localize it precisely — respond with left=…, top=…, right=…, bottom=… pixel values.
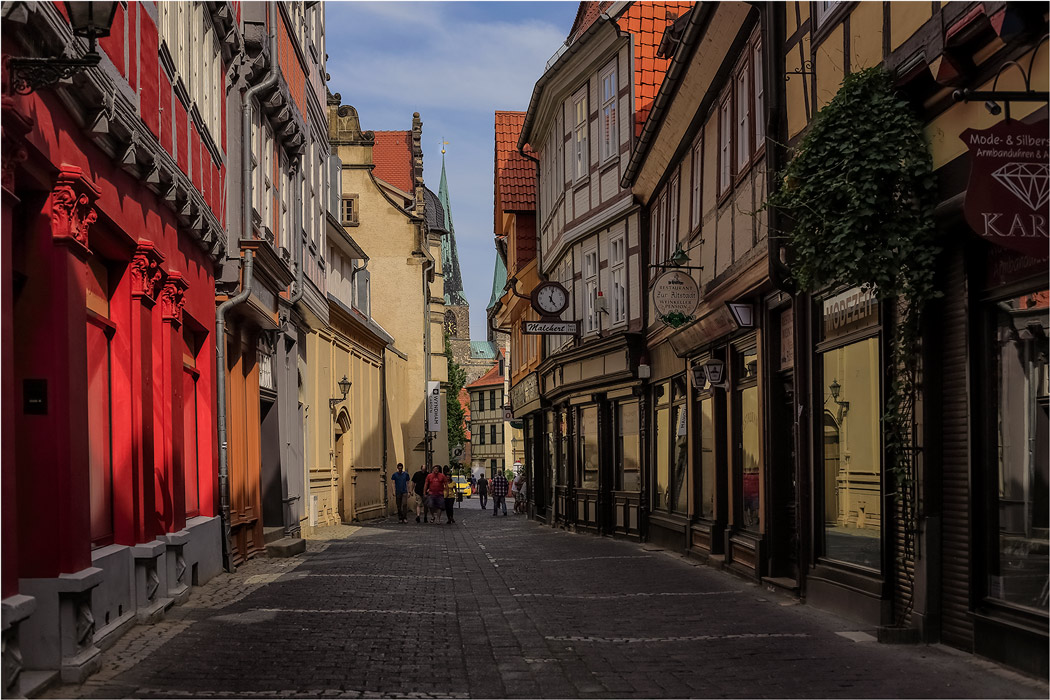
left=442, top=466, right=457, bottom=524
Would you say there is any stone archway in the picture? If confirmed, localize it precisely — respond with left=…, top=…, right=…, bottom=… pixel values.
left=335, top=409, right=351, bottom=522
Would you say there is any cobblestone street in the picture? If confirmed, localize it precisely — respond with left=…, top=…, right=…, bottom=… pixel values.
left=44, top=501, right=1047, bottom=699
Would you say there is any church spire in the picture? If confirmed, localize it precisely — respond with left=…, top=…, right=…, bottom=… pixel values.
left=438, top=151, right=469, bottom=306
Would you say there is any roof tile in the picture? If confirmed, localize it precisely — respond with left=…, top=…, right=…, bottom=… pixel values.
left=371, top=130, right=413, bottom=194
left=494, top=111, right=536, bottom=218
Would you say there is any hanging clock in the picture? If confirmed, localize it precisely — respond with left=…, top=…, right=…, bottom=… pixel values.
left=531, top=281, right=570, bottom=317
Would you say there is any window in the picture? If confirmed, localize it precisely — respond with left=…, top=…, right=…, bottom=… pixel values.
left=815, top=0, right=840, bottom=26
left=697, top=392, right=716, bottom=519
left=478, top=391, right=485, bottom=412
left=617, top=401, right=641, bottom=491
left=718, top=93, right=732, bottom=196
left=668, top=172, right=680, bottom=253
left=734, top=346, right=760, bottom=530
left=690, top=138, right=703, bottom=231
left=580, top=405, right=599, bottom=488
left=600, top=61, right=618, bottom=161
left=819, top=286, right=882, bottom=570
left=480, top=426, right=486, bottom=445
left=573, top=88, right=589, bottom=181
left=735, top=66, right=751, bottom=173
left=341, top=193, right=358, bottom=225
left=651, top=189, right=670, bottom=267
left=489, top=389, right=497, bottom=410
left=584, top=247, right=598, bottom=333
left=158, top=1, right=223, bottom=140
left=490, top=424, right=497, bottom=445
left=610, top=234, right=626, bottom=325
left=558, top=408, right=570, bottom=486
left=654, top=382, right=670, bottom=511
left=86, top=257, right=114, bottom=547
left=752, top=38, right=765, bottom=153
left=987, top=290, right=1049, bottom=612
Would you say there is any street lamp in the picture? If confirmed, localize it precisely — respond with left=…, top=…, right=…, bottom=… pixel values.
left=330, top=375, right=351, bottom=409
left=7, top=1, right=119, bottom=95
left=828, top=379, right=849, bottom=421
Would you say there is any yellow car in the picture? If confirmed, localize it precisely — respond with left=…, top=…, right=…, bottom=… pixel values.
left=452, top=476, right=472, bottom=498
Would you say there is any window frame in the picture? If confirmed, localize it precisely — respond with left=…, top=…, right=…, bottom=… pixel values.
left=689, top=136, right=703, bottom=234
left=572, top=86, right=590, bottom=182
left=717, top=89, right=733, bottom=200
left=609, top=233, right=627, bottom=326
left=599, top=60, right=618, bottom=162
left=583, top=245, right=599, bottom=334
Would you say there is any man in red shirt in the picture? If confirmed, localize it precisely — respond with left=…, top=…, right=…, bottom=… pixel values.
left=423, top=465, right=448, bottom=523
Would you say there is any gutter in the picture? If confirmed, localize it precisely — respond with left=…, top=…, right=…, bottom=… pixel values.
left=216, top=7, right=279, bottom=573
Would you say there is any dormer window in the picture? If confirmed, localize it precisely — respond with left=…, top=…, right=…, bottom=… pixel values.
left=341, top=195, right=359, bottom=226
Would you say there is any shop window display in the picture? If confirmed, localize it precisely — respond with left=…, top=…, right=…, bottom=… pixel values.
left=580, top=405, right=599, bottom=487
left=989, top=291, right=1049, bottom=611
left=617, top=401, right=641, bottom=491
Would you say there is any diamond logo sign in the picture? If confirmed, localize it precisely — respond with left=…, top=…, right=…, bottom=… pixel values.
left=961, top=119, right=1049, bottom=259
left=991, top=162, right=1049, bottom=212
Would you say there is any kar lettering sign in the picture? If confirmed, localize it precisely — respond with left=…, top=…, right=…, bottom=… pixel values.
left=961, top=119, right=1048, bottom=259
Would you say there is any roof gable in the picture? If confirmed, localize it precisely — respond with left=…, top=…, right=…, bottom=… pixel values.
left=466, top=359, right=505, bottom=389
left=494, top=111, right=536, bottom=218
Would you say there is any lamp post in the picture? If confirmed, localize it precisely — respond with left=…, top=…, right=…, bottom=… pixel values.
left=7, top=2, right=119, bottom=95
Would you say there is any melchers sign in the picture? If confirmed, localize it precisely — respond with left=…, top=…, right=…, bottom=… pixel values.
left=961, top=119, right=1049, bottom=259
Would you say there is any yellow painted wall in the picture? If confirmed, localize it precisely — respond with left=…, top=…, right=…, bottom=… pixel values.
left=890, top=2, right=931, bottom=53
left=849, top=2, right=883, bottom=71
left=815, top=24, right=845, bottom=110
left=786, top=33, right=812, bottom=139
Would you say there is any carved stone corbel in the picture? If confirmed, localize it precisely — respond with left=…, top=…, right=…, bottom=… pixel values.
left=129, top=240, right=165, bottom=307
left=159, top=271, right=188, bottom=327
left=49, top=166, right=100, bottom=260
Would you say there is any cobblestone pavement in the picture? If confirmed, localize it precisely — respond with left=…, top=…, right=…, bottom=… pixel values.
left=44, top=500, right=1048, bottom=699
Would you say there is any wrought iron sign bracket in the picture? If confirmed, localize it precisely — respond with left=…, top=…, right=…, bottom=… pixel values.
left=952, top=35, right=1050, bottom=119
left=649, top=263, right=704, bottom=271
left=785, top=60, right=815, bottom=82
left=6, top=52, right=101, bottom=95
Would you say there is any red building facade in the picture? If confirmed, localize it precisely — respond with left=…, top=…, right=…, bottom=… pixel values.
left=2, top=2, right=235, bottom=693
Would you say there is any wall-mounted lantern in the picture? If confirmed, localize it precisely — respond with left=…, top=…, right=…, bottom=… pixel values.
left=329, top=375, right=351, bottom=409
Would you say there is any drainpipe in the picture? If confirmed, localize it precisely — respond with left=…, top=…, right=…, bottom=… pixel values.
left=216, top=9, right=279, bottom=573
left=289, top=157, right=304, bottom=305
left=423, top=254, right=434, bottom=468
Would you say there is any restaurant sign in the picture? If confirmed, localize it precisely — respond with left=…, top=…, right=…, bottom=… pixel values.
left=652, top=270, right=700, bottom=328
left=961, top=119, right=1048, bottom=259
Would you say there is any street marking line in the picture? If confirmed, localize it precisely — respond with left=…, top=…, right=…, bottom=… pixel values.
left=540, top=555, right=655, bottom=562
left=514, top=590, right=742, bottom=599
left=256, top=607, right=453, bottom=616
left=836, top=631, right=877, bottom=643
left=289, top=573, right=454, bottom=580
left=546, top=632, right=809, bottom=644
left=478, top=543, right=500, bottom=568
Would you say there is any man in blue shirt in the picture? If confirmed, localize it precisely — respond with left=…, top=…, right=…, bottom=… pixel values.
left=391, top=463, right=411, bottom=523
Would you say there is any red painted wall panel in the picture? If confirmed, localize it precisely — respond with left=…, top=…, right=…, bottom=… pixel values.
left=127, top=2, right=137, bottom=92
left=175, top=100, right=188, bottom=178
left=139, top=8, right=160, bottom=138
left=192, top=126, right=203, bottom=194
left=98, top=3, right=126, bottom=80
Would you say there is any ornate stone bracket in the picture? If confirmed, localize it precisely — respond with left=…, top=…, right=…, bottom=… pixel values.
left=49, top=166, right=100, bottom=260
left=130, top=240, right=165, bottom=307
left=159, top=271, right=188, bottom=327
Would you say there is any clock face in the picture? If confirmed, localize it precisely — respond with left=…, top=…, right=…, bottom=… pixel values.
left=533, top=282, right=569, bottom=316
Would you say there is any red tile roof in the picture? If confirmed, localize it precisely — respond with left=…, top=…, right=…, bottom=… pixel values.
left=466, top=359, right=505, bottom=389
left=617, top=2, right=695, bottom=138
left=568, top=1, right=614, bottom=44
left=371, top=130, right=413, bottom=194
left=494, top=111, right=536, bottom=214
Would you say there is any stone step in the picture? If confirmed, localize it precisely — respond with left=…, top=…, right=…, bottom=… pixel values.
left=265, top=537, right=306, bottom=558
left=262, top=527, right=285, bottom=545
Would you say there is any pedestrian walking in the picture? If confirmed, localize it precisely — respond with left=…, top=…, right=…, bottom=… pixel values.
left=411, top=465, right=428, bottom=523
left=490, top=471, right=509, bottom=516
left=476, top=473, right=489, bottom=510
left=391, top=463, right=411, bottom=523
left=514, top=474, right=528, bottom=514
left=424, top=465, right=447, bottom=523
left=442, top=466, right=457, bottom=525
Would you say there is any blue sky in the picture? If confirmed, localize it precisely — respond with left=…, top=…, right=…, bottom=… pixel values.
left=326, top=1, right=579, bottom=340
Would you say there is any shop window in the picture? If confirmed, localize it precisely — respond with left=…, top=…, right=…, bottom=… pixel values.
left=734, top=346, right=761, bottom=530
left=988, top=290, right=1049, bottom=611
left=617, top=400, right=641, bottom=491
left=580, top=405, right=599, bottom=488
left=697, top=390, right=716, bottom=519
left=654, top=382, right=670, bottom=511
left=670, top=375, right=689, bottom=514
left=820, top=329, right=882, bottom=570
left=86, top=257, right=114, bottom=547
left=546, top=411, right=557, bottom=487
left=558, top=408, right=570, bottom=486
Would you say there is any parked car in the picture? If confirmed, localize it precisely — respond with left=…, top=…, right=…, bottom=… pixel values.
left=452, top=476, right=472, bottom=498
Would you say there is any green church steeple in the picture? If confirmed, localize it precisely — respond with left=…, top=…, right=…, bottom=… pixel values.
left=438, top=153, right=469, bottom=306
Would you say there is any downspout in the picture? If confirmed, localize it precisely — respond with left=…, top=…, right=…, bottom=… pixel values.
left=423, top=253, right=433, bottom=468
left=216, top=9, right=279, bottom=573
left=289, top=157, right=304, bottom=305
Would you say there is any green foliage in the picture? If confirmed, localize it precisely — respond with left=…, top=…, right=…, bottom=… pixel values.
left=769, top=68, right=942, bottom=620
left=444, top=332, right=467, bottom=461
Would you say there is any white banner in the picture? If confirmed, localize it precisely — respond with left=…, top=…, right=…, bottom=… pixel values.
left=426, top=381, right=441, bottom=432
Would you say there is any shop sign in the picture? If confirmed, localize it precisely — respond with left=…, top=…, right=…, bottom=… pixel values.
left=961, top=119, right=1048, bottom=259
left=509, top=372, right=539, bottom=413
left=823, top=286, right=878, bottom=341
left=426, top=380, right=441, bottom=432
left=652, top=270, right=700, bottom=328
left=522, top=320, right=580, bottom=335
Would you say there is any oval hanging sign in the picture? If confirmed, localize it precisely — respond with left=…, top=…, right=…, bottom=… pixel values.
left=652, top=270, right=700, bottom=328
left=960, top=119, right=1048, bottom=259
